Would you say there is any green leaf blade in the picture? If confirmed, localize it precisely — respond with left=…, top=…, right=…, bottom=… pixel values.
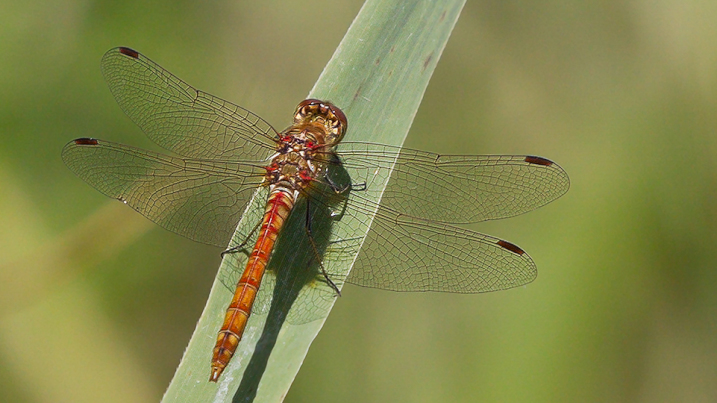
left=162, top=1, right=466, bottom=401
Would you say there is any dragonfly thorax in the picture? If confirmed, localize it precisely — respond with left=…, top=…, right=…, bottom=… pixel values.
left=264, top=128, right=327, bottom=192
left=264, top=151, right=312, bottom=188
left=265, top=100, right=347, bottom=192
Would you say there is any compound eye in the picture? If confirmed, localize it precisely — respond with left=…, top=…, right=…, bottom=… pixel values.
left=297, top=99, right=322, bottom=109
left=294, top=99, right=322, bottom=120
left=293, top=99, right=348, bottom=142
left=327, top=103, right=347, bottom=138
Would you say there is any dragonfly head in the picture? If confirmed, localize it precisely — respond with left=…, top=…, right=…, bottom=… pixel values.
left=294, top=99, right=347, bottom=145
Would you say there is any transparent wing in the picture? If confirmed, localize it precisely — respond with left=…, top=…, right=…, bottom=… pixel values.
left=62, top=138, right=266, bottom=247
left=250, top=143, right=565, bottom=303
left=337, top=142, right=570, bottom=224
left=242, top=173, right=547, bottom=327
left=241, top=182, right=540, bottom=325
left=339, top=195, right=537, bottom=292
left=101, top=47, right=278, bottom=160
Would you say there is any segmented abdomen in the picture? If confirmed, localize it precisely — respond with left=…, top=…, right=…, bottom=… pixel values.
left=210, top=187, right=296, bottom=382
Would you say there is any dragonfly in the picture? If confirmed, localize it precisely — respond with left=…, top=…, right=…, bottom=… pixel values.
left=62, top=47, right=569, bottom=382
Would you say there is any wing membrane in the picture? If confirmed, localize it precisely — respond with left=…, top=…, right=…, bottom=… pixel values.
left=101, top=47, right=278, bottom=160
left=336, top=195, right=537, bottom=292
left=337, top=142, right=570, bottom=224
left=62, top=138, right=265, bottom=247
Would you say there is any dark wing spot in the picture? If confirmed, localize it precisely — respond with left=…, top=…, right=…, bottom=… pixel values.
left=497, top=240, right=525, bottom=255
left=118, top=47, right=139, bottom=59
left=73, top=138, right=99, bottom=146
left=525, top=156, right=553, bottom=166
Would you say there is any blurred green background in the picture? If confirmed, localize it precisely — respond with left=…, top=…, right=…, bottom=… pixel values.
left=2, top=0, right=716, bottom=402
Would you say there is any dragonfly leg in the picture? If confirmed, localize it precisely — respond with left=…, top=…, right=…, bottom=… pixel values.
left=305, top=198, right=342, bottom=297
left=319, top=176, right=365, bottom=220
left=350, top=182, right=367, bottom=192
left=220, top=219, right=263, bottom=258
left=325, top=173, right=366, bottom=193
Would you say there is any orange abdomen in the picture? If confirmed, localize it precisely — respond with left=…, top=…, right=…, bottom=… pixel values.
left=210, top=188, right=295, bottom=382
